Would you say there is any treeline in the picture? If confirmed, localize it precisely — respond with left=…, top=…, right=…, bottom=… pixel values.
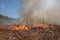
left=0, top=14, right=10, bottom=19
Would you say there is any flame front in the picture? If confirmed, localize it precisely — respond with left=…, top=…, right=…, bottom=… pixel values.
left=16, top=23, right=30, bottom=31
left=0, top=22, right=54, bottom=31
left=33, top=23, right=49, bottom=28
left=7, top=23, right=30, bottom=31
left=9, top=22, right=54, bottom=31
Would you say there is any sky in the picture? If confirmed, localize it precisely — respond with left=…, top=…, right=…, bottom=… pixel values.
left=0, top=0, right=21, bottom=18
left=0, top=0, right=55, bottom=18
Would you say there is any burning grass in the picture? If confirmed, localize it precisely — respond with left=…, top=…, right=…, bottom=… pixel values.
left=0, top=23, right=54, bottom=31
left=0, top=23, right=60, bottom=40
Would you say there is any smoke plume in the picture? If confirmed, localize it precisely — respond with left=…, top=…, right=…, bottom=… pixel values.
left=21, top=0, right=46, bottom=24
left=46, top=0, right=60, bottom=25
left=20, top=0, right=60, bottom=25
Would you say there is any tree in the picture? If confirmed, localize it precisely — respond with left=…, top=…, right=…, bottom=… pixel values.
left=0, top=14, right=9, bottom=19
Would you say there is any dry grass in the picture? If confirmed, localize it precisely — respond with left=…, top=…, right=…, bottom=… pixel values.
left=0, top=25, right=60, bottom=40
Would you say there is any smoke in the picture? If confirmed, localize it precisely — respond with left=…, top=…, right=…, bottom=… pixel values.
left=20, top=0, right=60, bottom=25
left=46, top=0, right=60, bottom=25
left=21, top=0, right=46, bottom=24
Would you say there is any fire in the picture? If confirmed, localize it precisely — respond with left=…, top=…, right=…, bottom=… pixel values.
left=16, top=23, right=30, bottom=31
left=0, top=22, right=54, bottom=31
left=8, top=23, right=30, bottom=31
left=33, top=23, right=49, bottom=28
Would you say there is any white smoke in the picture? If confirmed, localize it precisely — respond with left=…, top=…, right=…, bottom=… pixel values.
left=21, top=0, right=60, bottom=25
left=46, top=0, right=60, bottom=25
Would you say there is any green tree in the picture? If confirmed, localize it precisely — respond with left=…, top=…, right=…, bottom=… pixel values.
left=0, top=15, right=3, bottom=18
left=0, top=14, right=9, bottom=19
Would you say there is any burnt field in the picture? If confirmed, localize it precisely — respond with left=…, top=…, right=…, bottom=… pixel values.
left=0, top=25, right=60, bottom=40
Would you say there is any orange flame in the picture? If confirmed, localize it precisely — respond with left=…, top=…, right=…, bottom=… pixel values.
left=16, top=23, right=30, bottom=31
left=33, top=23, right=49, bottom=28
left=7, top=23, right=30, bottom=31
left=0, top=22, right=54, bottom=31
